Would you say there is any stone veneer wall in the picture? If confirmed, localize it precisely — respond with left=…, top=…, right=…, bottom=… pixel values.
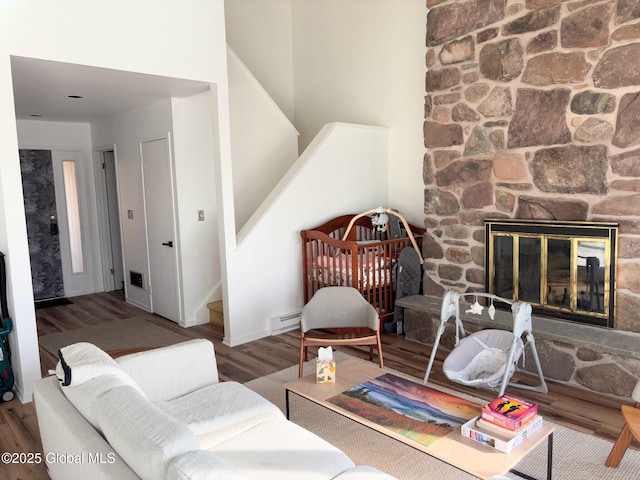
left=420, top=0, right=640, bottom=398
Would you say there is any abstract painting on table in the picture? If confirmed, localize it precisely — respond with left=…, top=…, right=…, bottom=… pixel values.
left=327, top=373, right=480, bottom=446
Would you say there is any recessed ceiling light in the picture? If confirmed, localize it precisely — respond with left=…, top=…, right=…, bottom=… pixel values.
left=29, top=114, right=42, bottom=117
left=68, top=95, right=84, bottom=99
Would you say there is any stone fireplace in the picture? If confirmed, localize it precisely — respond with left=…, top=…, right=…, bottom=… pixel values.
left=422, top=0, right=640, bottom=335
left=485, top=218, right=618, bottom=328
left=417, top=0, right=640, bottom=398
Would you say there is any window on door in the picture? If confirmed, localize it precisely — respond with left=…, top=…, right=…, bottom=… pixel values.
left=62, top=160, right=84, bottom=273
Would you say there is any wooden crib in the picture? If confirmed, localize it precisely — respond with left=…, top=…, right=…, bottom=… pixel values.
left=301, top=214, right=425, bottom=322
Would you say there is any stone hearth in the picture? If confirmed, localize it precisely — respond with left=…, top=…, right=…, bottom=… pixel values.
left=398, top=295, right=640, bottom=399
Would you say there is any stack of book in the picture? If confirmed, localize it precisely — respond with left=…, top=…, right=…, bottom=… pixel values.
left=461, top=394, right=543, bottom=453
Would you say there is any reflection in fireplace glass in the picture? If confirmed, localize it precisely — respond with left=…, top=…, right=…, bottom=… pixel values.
left=577, top=241, right=606, bottom=314
left=519, top=237, right=541, bottom=304
left=547, top=239, right=571, bottom=308
left=493, top=235, right=513, bottom=298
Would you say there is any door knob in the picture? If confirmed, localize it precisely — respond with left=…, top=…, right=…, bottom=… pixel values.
left=162, top=241, right=173, bottom=247
left=50, top=215, right=59, bottom=236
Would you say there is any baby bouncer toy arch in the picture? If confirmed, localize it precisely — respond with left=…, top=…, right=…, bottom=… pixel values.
left=424, top=290, right=548, bottom=397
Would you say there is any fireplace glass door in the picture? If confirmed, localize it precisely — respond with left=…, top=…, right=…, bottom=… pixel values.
left=486, top=220, right=617, bottom=328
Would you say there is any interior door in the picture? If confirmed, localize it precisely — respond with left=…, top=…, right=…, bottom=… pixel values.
left=141, top=136, right=181, bottom=322
left=19, top=149, right=65, bottom=300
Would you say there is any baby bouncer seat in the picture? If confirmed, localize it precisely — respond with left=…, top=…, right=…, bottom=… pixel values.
left=423, top=290, right=548, bottom=397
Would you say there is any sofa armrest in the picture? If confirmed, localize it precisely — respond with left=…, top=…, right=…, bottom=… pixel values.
left=116, top=339, right=219, bottom=402
left=34, top=376, right=139, bottom=480
left=96, top=384, right=199, bottom=480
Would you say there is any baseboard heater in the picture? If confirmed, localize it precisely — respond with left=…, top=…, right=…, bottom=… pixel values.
left=269, top=310, right=301, bottom=334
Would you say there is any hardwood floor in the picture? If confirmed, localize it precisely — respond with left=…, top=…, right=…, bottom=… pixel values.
left=1, top=291, right=634, bottom=480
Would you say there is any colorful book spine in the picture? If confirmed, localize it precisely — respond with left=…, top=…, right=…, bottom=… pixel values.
left=462, top=415, right=544, bottom=453
left=476, top=417, right=531, bottom=437
left=481, top=394, right=538, bottom=431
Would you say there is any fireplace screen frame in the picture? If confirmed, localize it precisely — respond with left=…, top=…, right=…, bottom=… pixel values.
left=485, top=219, right=618, bottom=328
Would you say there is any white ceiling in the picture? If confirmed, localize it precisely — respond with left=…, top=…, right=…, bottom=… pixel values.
left=11, top=56, right=211, bottom=123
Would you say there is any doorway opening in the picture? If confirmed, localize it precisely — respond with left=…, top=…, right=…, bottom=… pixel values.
left=96, top=149, right=124, bottom=292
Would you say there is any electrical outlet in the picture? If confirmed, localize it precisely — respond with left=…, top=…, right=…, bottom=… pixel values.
left=127, top=210, right=134, bottom=220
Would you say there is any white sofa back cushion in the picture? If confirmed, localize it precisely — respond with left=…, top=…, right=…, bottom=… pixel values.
left=34, top=377, right=139, bottom=480
left=96, top=384, right=199, bottom=480
left=55, top=342, right=138, bottom=387
left=117, top=339, right=219, bottom=402
left=62, top=374, right=137, bottom=431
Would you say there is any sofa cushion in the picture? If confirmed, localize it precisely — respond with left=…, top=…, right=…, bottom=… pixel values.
left=34, top=376, right=139, bottom=480
left=61, top=374, right=135, bottom=431
left=166, top=450, right=246, bottom=480
left=117, top=338, right=219, bottom=402
left=156, top=381, right=283, bottom=449
left=96, top=384, right=199, bottom=480
left=212, top=418, right=355, bottom=480
left=54, top=342, right=145, bottom=430
left=55, top=342, right=137, bottom=387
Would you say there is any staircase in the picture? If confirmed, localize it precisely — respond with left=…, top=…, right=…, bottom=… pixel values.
left=207, top=301, right=224, bottom=339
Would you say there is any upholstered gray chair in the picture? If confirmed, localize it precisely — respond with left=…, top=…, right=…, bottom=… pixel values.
left=605, top=380, right=640, bottom=467
left=298, top=286, right=384, bottom=377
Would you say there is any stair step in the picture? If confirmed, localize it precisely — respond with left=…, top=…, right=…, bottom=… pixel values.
left=207, top=301, right=224, bottom=339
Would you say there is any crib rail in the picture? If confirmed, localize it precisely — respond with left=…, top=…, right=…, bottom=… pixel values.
left=301, top=215, right=425, bottom=323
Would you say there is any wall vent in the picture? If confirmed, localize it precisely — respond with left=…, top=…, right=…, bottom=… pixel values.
left=130, top=271, right=144, bottom=289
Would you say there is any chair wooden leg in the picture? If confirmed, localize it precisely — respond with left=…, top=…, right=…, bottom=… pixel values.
left=605, top=423, right=633, bottom=467
left=377, top=333, right=384, bottom=369
left=299, top=340, right=306, bottom=378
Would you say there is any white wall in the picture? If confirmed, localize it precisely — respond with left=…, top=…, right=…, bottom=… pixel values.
left=218, top=0, right=428, bottom=346
left=171, top=91, right=222, bottom=325
left=0, top=0, right=230, bottom=401
left=291, top=0, right=426, bottom=225
left=94, top=100, right=175, bottom=312
left=225, top=0, right=295, bottom=122
left=227, top=48, right=299, bottom=231
left=225, top=123, right=389, bottom=345
left=16, top=119, right=101, bottom=297
left=224, top=0, right=426, bottom=225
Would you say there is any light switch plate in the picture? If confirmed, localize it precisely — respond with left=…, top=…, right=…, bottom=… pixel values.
left=198, top=210, right=204, bottom=221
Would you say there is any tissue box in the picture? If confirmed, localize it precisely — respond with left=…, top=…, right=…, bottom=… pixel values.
left=316, top=360, right=336, bottom=384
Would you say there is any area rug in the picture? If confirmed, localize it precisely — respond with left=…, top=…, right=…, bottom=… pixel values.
left=244, top=352, right=640, bottom=480
left=39, top=317, right=189, bottom=355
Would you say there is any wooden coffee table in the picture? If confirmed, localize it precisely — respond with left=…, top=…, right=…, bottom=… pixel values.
left=284, top=359, right=553, bottom=480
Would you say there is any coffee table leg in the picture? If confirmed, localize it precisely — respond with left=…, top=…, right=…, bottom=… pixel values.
left=546, top=432, right=553, bottom=480
left=510, top=432, right=553, bottom=480
left=285, top=388, right=291, bottom=420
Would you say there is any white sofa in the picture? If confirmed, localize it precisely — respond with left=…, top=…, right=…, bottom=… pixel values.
left=34, top=338, right=397, bottom=480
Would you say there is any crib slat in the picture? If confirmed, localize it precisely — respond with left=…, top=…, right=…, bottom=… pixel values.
left=301, top=216, right=426, bottom=325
